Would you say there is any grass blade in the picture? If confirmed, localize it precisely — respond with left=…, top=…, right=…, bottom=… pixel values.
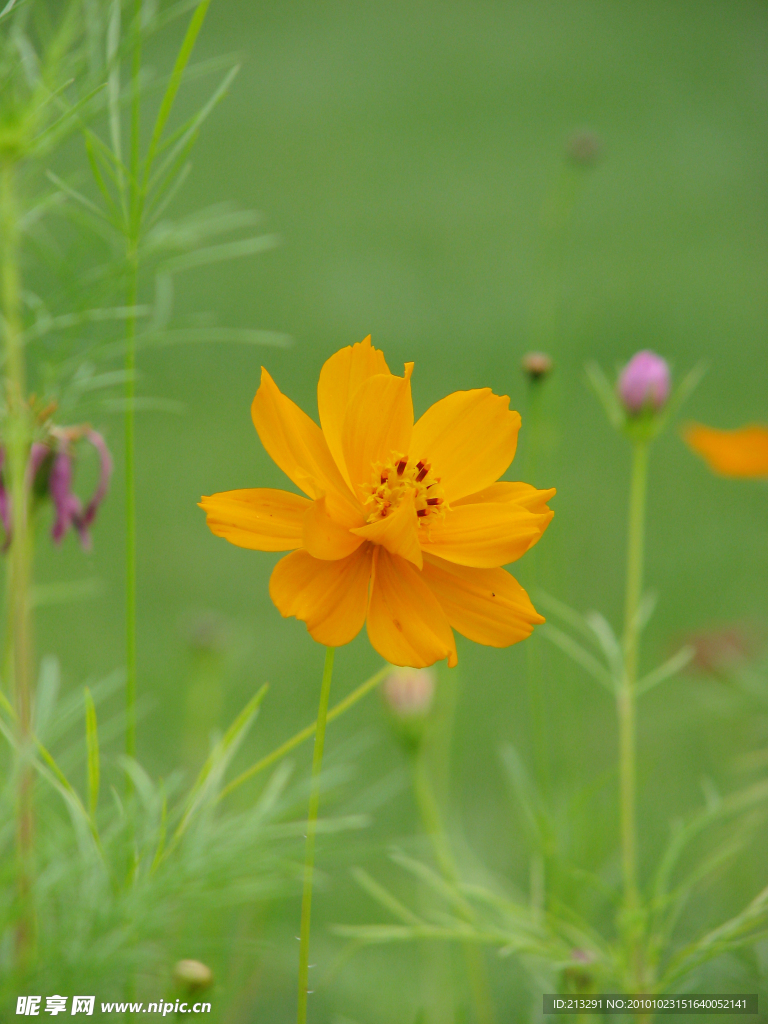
left=84, top=686, right=99, bottom=818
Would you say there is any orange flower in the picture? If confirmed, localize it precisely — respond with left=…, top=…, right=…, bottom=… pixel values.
left=200, top=337, right=554, bottom=668
left=684, top=423, right=768, bottom=479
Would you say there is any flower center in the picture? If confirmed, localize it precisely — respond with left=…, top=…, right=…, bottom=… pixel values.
left=362, top=452, right=448, bottom=526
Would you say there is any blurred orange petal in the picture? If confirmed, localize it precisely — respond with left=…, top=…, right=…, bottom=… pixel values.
left=684, top=423, right=768, bottom=478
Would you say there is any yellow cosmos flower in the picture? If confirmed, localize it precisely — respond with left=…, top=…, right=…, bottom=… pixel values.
left=200, top=336, right=554, bottom=668
left=684, top=423, right=768, bottom=479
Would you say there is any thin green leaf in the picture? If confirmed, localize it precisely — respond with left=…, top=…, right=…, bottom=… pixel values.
left=539, top=623, right=615, bottom=692
left=150, top=788, right=168, bottom=871
left=106, top=0, right=126, bottom=209
left=657, top=361, right=708, bottom=434
left=33, top=655, right=60, bottom=741
left=498, top=743, right=545, bottom=846
left=100, top=396, right=185, bottom=414
left=584, top=611, right=624, bottom=683
left=145, top=161, right=191, bottom=226
left=585, top=360, right=624, bottom=430
left=157, top=234, right=280, bottom=275
left=148, top=64, right=239, bottom=195
left=84, top=687, right=99, bottom=818
left=636, top=645, right=694, bottom=697
left=534, top=590, right=602, bottom=648
left=142, top=0, right=213, bottom=187
left=136, top=327, right=292, bottom=350
left=171, top=683, right=269, bottom=848
left=22, top=301, right=151, bottom=341
left=659, top=883, right=768, bottom=988
left=85, top=131, right=121, bottom=219
left=351, top=867, right=425, bottom=926
left=45, top=170, right=121, bottom=229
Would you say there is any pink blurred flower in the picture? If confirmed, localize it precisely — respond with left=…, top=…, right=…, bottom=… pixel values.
left=618, top=350, right=670, bottom=414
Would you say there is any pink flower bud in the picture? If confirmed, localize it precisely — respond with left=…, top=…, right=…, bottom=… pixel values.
left=382, top=668, right=435, bottom=719
left=617, top=350, right=670, bottom=414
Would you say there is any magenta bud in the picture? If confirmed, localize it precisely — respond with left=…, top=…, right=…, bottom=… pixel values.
left=617, top=350, right=670, bottom=414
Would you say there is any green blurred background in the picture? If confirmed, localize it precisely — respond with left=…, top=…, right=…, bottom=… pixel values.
left=34, top=0, right=768, bottom=1018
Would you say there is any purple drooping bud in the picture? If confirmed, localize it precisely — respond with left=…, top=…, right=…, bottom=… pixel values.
left=49, top=451, right=81, bottom=544
left=0, top=429, right=113, bottom=552
left=617, top=350, right=670, bottom=415
left=71, top=430, right=112, bottom=550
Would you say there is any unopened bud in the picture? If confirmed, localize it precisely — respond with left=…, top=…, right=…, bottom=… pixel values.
left=567, top=131, right=602, bottom=165
left=173, top=960, right=213, bottom=991
left=521, top=352, right=553, bottom=381
left=383, top=668, right=435, bottom=719
left=617, top=350, right=670, bottom=415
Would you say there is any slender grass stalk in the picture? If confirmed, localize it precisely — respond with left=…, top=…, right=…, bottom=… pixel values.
left=412, top=751, right=496, bottom=1024
left=296, top=646, right=335, bottom=1024
left=1, top=158, right=36, bottom=968
left=123, top=0, right=143, bottom=774
left=523, top=375, right=549, bottom=797
left=618, top=440, right=649, bottom=991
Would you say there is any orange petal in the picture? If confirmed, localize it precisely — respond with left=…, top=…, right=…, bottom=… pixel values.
left=341, top=367, right=414, bottom=502
left=420, top=501, right=553, bottom=567
left=199, top=488, right=309, bottom=550
left=251, top=368, right=359, bottom=516
left=455, top=481, right=556, bottom=516
left=318, top=336, right=391, bottom=489
left=366, top=548, right=457, bottom=668
left=303, top=496, right=363, bottom=560
left=684, top=423, right=768, bottom=479
left=411, top=389, right=521, bottom=502
left=350, top=491, right=423, bottom=568
left=422, top=553, right=544, bottom=647
left=269, top=545, right=373, bottom=647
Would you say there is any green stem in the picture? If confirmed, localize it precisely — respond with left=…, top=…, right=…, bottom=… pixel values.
left=619, top=440, right=649, bottom=990
left=124, top=256, right=138, bottom=771
left=296, top=646, right=334, bottom=1024
left=523, top=377, right=549, bottom=795
left=1, top=159, right=36, bottom=968
left=124, top=0, right=142, bottom=777
left=412, top=751, right=496, bottom=1024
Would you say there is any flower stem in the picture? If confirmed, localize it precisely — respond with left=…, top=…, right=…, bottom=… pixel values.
left=1, top=159, right=36, bottom=968
left=296, top=645, right=334, bottom=1024
left=618, top=440, right=648, bottom=990
left=412, top=751, right=496, bottom=1024
left=124, top=256, right=138, bottom=772
left=523, top=375, right=550, bottom=795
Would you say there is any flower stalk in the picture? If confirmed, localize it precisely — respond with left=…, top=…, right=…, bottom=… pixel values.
left=412, top=750, right=496, bottom=1024
left=123, top=0, right=143, bottom=773
left=618, top=439, right=649, bottom=989
left=1, top=157, right=36, bottom=968
left=296, top=645, right=335, bottom=1024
